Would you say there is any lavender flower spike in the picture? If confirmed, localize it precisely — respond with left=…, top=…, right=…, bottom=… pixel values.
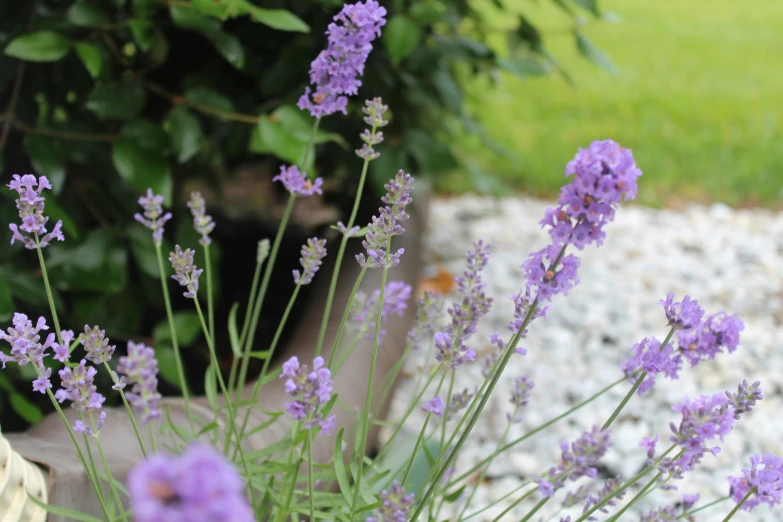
left=0, top=313, right=62, bottom=392
left=79, top=325, right=116, bottom=364
left=56, top=359, right=106, bottom=432
left=273, top=165, right=323, bottom=197
left=134, top=188, right=172, bottom=245
left=728, top=453, right=783, bottom=512
left=356, top=170, right=414, bottom=269
left=356, top=97, right=389, bottom=160
left=293, top=237, right=327, bottom=285
left=8, top=173, right=64, bottom=249
left=186, top=191, right=215, bottom=246
left=659, top=293, right=704, bottom=330
left=280, top=356, right=336, bottom=435
left=128, top=444, right=253, bottom=522
left=537, top=426, right=611, bottom=497
left=366, top=481, right=415, bottom=522
left=298, top=1, right=387, bottom=118
left=169, top=245, right=203, bottom=299
left=116, top=341, right=162, bottom=423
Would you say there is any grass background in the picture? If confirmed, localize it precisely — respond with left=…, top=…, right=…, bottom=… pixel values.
left=446, top=0, right=783, bottom=208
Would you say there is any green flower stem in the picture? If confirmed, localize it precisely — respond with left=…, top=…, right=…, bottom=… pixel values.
left=277, top=424, right=303, bottom=522
left=372, top=339, right=414, bottom=417
left=154, top=243, right=193, bottom=431
left=307, top=430, right=315, bottom=522
left=449, top=377, right=625, bottom=487
left=326, top=267, right=367, bottom=370
left=490, top=483, right=544, bottom=521
left=203, top=243, right=215, bottom=343
left=573, top=445, right=680, bottom=522
left=33, top=236, right=63, bottom=345
left=602, top=327, right=676, bottom=430
left=148, top=423, right=158, bottom=453
left=332, top=332, right=363, bottom=375
left=605, top=471, right=663, bottom=522
left=518, top=497, right=550, bottom=522
left=721, top=489, right=755, bottom=522
left=78, top=414, right=105, bottom=508
left=102, top=361, right=147, bottom=457
left=191, top=293, right=254, bottom=499
left=412, top=341, right=436, bottom=397
left=677, top=496, right=729, bottom=519
left=236, top=285, right=301, bottom=446
left=350, top=240, right=391, bottom=515
left=439, top=371, right=455, bottom=459
left=462, top=480, right=533, bottom=520
left=410, top=297, right=539, bottom=520
left=231, top=246, right=267, bottom=397
left=401, top=372, right=448, bottom=487
left=237, top=196, right=296, bottom=397
left=313, top=126, right=376, bottom=359
left=90, top=412, right=127, bottom=522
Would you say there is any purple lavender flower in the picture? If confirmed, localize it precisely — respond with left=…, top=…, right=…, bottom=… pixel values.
left=55, top=359, right=106, bottom=427
left=508, top=288, right=549, bottom=340
left=582, top=478, right=626, bottom=517
left=728, top=453, right=783, bottom=512
left=350, top=281, right=412, bottom=342
left=434, top=241, right=493, bottom=369
left=273, top=165, right=323, bottom=196
left=640, top=434, right=659, bottom=465
left=537, top=426, right=612, bottom=497
left=482, top=331, right=505, bottom=377
left=280, top=356, right=336, bottom=435
left=356, top=170, right=414, bottom=269
left=522, top=141, right=642, bottom=305
left=336, top=221, right=361, bottom=237
left=620, top=337, right=677, bottom=394
left=74, top=411, right=107, bottom=437
left=78, top=325, right=116, bottom=364
left=356, top=98, right=389, bottom=160
left=298, top=1, right=387, bottom=118
left=726, top=380, right=762, bottom=419
left=134, top=188, right=172, bottom=245
left=562, top=485, right=592, bottom=509
left=406, top=291, right=444, bottom=350
left=667, top=392, right=735, bottom=470
left=0, top=314, right=62, bottom=392
left=116, top=341, right=162, bottom=423
left=186, top=192, right=215, bottom=246
left=366, top=481, right=415, bottom=522
left=169, top=245, right=203, bottom=299
left=660, top=293, right=704, bottom=330
left=128, top=443, right=253, bottom=522
left=682, top=493, right=699, bottom=510
left=447, top=388, right=474, bottom=421
left=674, top=311, right=744, bottom=368
left=54, top=329, right=74, bottom=363
left=7, top=174, right=64, bottom=249
left=639, top=506, right=677, bottom=521
left=508, top=375, right=534, bottom=423
left=293, top=237, right=327, bottom=285
left=421, top=396, right=444, bottom=416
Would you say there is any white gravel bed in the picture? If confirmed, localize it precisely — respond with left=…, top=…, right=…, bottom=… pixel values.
left=383, top=195, right=783, bottom=521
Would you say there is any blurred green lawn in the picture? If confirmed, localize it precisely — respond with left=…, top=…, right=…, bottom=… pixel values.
left=447, top=0, right=783, bottom=207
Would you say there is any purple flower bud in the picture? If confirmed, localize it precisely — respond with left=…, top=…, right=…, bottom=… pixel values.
left=56, top=359, right=106, bottom=428
left=349, top=281, right=412, bottom=343
left=0, top=313, right=63, bottom=392
left=116, top=341, right=161, bottom=423
left=726, top=379, right=762, bottom=419
left=7, top=174, right=64, bottom=249
left=273, top=165, right=323, bottom=197
left=508, top=375, right=534, bottom=423
left=169, top=245, right=203, bottom=299
left=638, top=506, right=677, bottom=522
left=682, top=493, right=699, bottom=511
left=79, top=325, right=116, bottom=364
left=356, top=98, right=389, bottom=160
left=298, top=1, right=387, bottom=118
left=640, top=434, right=659, bottom=465
left=293, top=237, right=327, bottom=285
left=366, top=481, right=414, bottom=522
left=669, top=392, right=735, bottom=465
left=186, top=192, right=215, bottom=246
left=134, top=189, right=172, bottom=245
left=538, top=426, right=612, bottom=496
left=582, top=478, right=626, bottom=516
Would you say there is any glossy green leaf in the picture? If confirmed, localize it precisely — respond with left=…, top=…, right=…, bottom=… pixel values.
left=129, top=19, right=155, bottom=51
left=156, top=345, right=184, bottom=391
left=575, top=31, right=617, bottom=74
left=9, top=393, right=43, bottom=424
left=4, top=31, right=72, bottom=62
left=86, top=80, right=147, bottom=120
left=43, top=194, right=79, bottom=239
left=112, top=137, right=172, bottom=203
left=25, top=135, right=66, bottom=183
left=66, top=3, right=110, bottom=27
left=170, top=6, right=245, bottom=68
left=153, top=311, right=201, bottom=346
left=184, top=86, right=235, bottom=113
left=0, top=279, right=12, bottom=322
left=170, top=6, right=221, bottom=32
left=207, top=30, right=245, bottom=68
left=165, top=105, right=203, bottom=163
left=46, top=229, right=127, bottom=293
left=75, top=42, right=104, bottom=78
left=126, top=223, right=170, bottom=278
left=383, top=16, right=421, bottom=64
left=244, top=6, right=309, bottom=33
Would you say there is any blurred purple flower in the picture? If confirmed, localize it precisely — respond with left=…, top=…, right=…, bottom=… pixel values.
left=169, top=245, right=203, bottom=299
left=421, top=396, right=444, bottom=416
left=187, top=192, right=215, bottom=246
left=116, top=341, right=162, bottom=423
left=7, top=174, right=64, bottom=249
left=406, top=291, right=444, bottom=350
left=56, top=359, right=106, bottom=430
left=0, top=313, right=62, bottom=392
left=508, top=375, right=534, bottom=423
left=728, top=453, right=783, bottom=512
left=293, top=237, right=327, bottom=285
left=273, top=165, right=323, bottom=197
left=134, top=188, right=171, bottom=245
left=660, top=293, right=704, bottom=330
left=538, top=426, right=612, bottom=497
left=366, top=481, right=414, bottom=522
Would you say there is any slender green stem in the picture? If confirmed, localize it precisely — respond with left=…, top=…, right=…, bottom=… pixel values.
left=439, top=371, right=455, bottom=459
left=372, top=339, right=414, bottom=417
left=307, top=430, right=315, bottom=522
left=231, top=246, right=266, bottom=396
left=148, top=423, right=158, bottom=453
left=203, top=243, right=215, bottom=343
left=236, top=285, right=301, bottom=446
left=192, top=294, right=254, bottom=499
left=277, top=425, right=303, bottom=522
left=34, top=236, right=62, bottom=344
left=518, top=497, right=550, bottom=522
left=350, top=240, right=391, bottom=515
left=91, top=412, right=127, bottom=522
left=155, top=243, right=193, bottom=431
left=237, top=196, right=296, bottom=396
left=721, top=489, right=755, bottom=522
left=78, top=414, right=105, bottom=508
left=413, top=341, right=436, bottom=397
left=103, top=361, right=147, bottom=457
left=463, top=480, right=533, bottom=520
left=677, top=496, right=729, bottom=519
left=326, top=267, right=367, bottom=369
left=602, top=327, right=676, bottom=430
left=401, top=373, right=447, bottom=487
left=605, top=471, right=662, bottom=522
left=491, top=484, right=540, bottom=521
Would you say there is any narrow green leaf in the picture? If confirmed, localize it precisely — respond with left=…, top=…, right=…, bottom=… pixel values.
left=575, top=31, right=617, bottom=74
left=383, top=16, right=421, bottom=64
left=0, top=279, right=12, bottom=322
left=112, top=137, right=172, bottom=203
left=9, top=393, right=43, bottom=424
left=129, top=19, right=155, bottom=51
left=333, top=428, right=353, bottom=506
left=165, top=105, right=203, bottom=163
left=75, top=42, right=104, bottom=78
left=443, top=484, right=467, bottom=503
left=66, top=3, right=110, bottom=27
left=156, top=345, right=184, bottom=391
left=243, top=6, right=310, bottom=33
left=27, top=493, right=102, bottom=522
left=197, top=421, right=219, bottom=436
left=227, top=302, right=241, bottom=356
left=165, top=407, right=194, bottom=442
left=204, top=363, right=218, bottom=412
left=4, top=31, right=72, bottom=62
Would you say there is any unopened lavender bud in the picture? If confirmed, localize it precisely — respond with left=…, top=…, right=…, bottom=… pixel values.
left=293, top=237, right=327, bottom=285
left=257, top=239, right=271, bottom=264
left=187, top=192, right=215, bottom=246
left=169, top=245, right=203, bottom=299
left=134, top=188, right=171, bottom=245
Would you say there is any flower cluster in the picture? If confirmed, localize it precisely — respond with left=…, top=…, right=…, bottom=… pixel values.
left=448, top=388, right=474, bottom=421
left=0, top=314, right=62, bottom=392
left=366, top=481, right=415, bottom=522
left=421, top=396, right=444, bottom=416
left=134, top=189, right=172, bottom=245
left=356, top=170, right=414, bottom=269
left=293, top=237, right=327, bottom=285
left=79, top=325, right=115, bottom=364
left=8, top=174, right=64, bottom=249
left=356, top=97, right=389, bottom=160
left=406, top=291, right=444, bottom=350
left=674, top=311, right=744, bottom=368
left=257, top=238, right=271, bottom=264
left=56, top=359, right=106, bottom=432
left=523, top=140, right=642, bottom=304
left=434, top=241, right=493, bottom=369
left=298, top=1, right=387, bottom=118
left=186, top=192, right=215, bottom=246
left=726, top=379, right=763, bottom=419
left=349, top=281, right=412, bottom=342
left=728, top=453, right=783, bottom=511
left=537, top=426, right=611, bottom=497
left=169, top=245, right=203, bottom=299
left=660, top=293, right=704, bottom=330
left=280, top=356, right=336, bottom=435
left=638, top=506, right=677, bottom=521
left=273, top=165, right=323, bottom=197
left=620, top=337, right=676, bottom=394
left=128, top=444, right=253, bottom=522
left=508, top=288, right=549, bottom=342
left=115, top=341, right=162, bottom=423
left=508, top=375, right=534, bottom=423
left=581, top=478, right=626, bottom=519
